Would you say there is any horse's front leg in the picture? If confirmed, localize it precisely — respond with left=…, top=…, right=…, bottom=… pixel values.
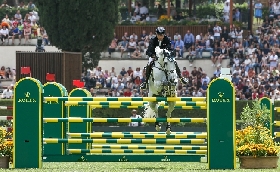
left=166, top=101, right=176, bottom=135
left=149, top=101, right=161, bottom=131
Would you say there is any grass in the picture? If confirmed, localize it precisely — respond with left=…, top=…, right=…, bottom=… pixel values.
left=2, top=161, right=280, bottom=172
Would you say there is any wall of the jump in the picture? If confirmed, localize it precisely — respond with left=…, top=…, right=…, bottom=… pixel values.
left=3, top=46, right=230, bottom=76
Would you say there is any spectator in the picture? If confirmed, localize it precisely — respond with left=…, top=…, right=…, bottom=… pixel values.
left=269, top=51, right=278, bottom=70
left=183, top=30, right=194, bottom=50
left=143, top=36, right=149, bottom=56
left=109, top=67, right=116, bottom=77
left=131, top=47, right=142, bottom=58
left=221, top=26, right=229, bottom=41
left=23, top=24, right=31, bottom=45
left=213, top=23, right=222, bottom=41
left=39, top=27, right=49, bottom=45
left=130, top=32, right=138, bottom=43
left=174, top=36, right=184, bottom=58
left=10, top=25, right=21, bottom=45
left=182, top=67, right=189, bottom=78
left=120, top=67, right=127, bottom=76
left=127, top=67, right=133, bottom=76
left=2, top=86, right=13, bottom=99
left=133, top=67, right=143, bottom=80
left=214, top=67, right=221, bottom=77
left=0, top=0, right=9, bottom=8
left=157, top=4, right=164, bottom=19
left=187, top=45, right=196, bottom=67
left=128, top=109, right=143, bottom=127
left=122, top=32, right=130, bottom=42
left=211, top=44, right=221, bottom=67
left=28, top=1, right=36, bottom=10
left=127, top=38, right=137, bottom=57
left=124, top=88, right=132, bottom=97
left=196, top=39, right=207, bottom=58
left=0, top=26, right=9, bottom=44
left=172, top=32, right=180, bottom=42
left=118, top=37, right=128, bottom=58
left=17, top=2, right=25, bottom=9
left=234, top=9, right=240, bottom=22
left=108, top=39, right=117, bottom=58
left=138, top=30, right=147, bottom=46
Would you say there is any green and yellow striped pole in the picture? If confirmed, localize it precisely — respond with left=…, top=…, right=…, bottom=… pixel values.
left=67, top=149, right=207, bottom=154
left=65, top=101, right=206, bottom=106
left=44, top=97, right=206, bottom=102
left=43, top=138, right=206, bottom=144
left=91, top=145, right=207, bottom=150
left=90, top=105, right=206, bottom=109
left=84, top=132, right=206, bottom=135
left=43, top=118, right=206, bottom=123
left=67, top=133, right=207, bottom=139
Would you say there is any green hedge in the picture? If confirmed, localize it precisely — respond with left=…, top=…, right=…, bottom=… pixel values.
left=2, top=100, right=280, bottom=126
left=0, top=7, right=35, bottom=21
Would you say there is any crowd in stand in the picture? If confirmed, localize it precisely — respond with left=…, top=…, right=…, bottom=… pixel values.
left=2, top=1, right=280, bottom=101
left=103, top=1, right=280, bottom=101
left=0, top=1, right=49, bottom=45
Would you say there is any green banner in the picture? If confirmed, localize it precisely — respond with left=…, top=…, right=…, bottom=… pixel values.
left=14, top=78, right=43, bottom=168
left=43, top=82, right=68, bottom=156
left=68, top=89, right=92, bottom=151
left=259, top=97, right=274, bottom=136
left=207, top=78, right=236, bottom=169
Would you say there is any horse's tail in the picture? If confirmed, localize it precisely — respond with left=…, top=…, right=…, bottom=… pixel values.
left=143, top=103, right=158, bottom=118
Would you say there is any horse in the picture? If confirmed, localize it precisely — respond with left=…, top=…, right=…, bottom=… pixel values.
left=143, top=46, right=178, bottom=135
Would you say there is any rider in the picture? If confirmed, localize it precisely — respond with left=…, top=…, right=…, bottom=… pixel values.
left=140, top=27, right=188, bottom=89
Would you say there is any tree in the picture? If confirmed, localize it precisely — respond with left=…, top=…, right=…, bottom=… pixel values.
left=37, top=0, right=119, bottom=68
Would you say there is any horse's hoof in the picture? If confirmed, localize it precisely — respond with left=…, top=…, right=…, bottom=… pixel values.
left=155, top=125, right=161, bottom=131
left=155, top=122, right=161, bottom=131
left=166, top=128, right=171, bottom=135
left=166, top=125, right=171, bottom=135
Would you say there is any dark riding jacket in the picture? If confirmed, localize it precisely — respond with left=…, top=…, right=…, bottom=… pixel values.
left=146, top=35, right=174, bottom=57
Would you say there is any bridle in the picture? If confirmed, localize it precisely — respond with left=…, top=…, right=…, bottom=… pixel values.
left=151, top=49, right=176, bottom=84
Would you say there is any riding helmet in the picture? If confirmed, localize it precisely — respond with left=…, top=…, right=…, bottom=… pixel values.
left=156, top=27, right=165, bottom=35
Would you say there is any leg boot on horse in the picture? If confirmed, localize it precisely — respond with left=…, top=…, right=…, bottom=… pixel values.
left=155, top=122, right=162, bottom=132
left=166, top=123, right=171, bottom=135
left=174, top=61, right=189, bottom=84
left=140, top=61, right=154, bottom=89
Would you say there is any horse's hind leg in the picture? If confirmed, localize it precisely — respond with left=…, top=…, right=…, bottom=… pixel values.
left=166, top=101, right=175, bottom=135
left=149, top=101, right=161, bottom=131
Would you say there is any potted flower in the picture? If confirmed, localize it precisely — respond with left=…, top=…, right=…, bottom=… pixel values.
left=236, top=100, right=280, bottom=169
left=0, top=127, right=13, bottom=169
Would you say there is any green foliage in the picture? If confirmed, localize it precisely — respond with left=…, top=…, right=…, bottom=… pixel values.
left=36, top=0, right=119, bottom=68
left=0, top=6, right=31, bottom=20
left=240, top=101, right=270, bottom=128
left=196, top=2, right=248, bottom=19
left=236, top=100, right=280, bottom=157
left=262, top=7, right=270, bottom=20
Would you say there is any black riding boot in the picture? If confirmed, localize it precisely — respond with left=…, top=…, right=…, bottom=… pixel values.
left=140, top=62, right=153, bottom=89
left=174, top=61, right=188, bottom=84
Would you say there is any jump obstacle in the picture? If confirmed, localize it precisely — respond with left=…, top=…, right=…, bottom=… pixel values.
left=13, top=77, right=236, bottom=169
